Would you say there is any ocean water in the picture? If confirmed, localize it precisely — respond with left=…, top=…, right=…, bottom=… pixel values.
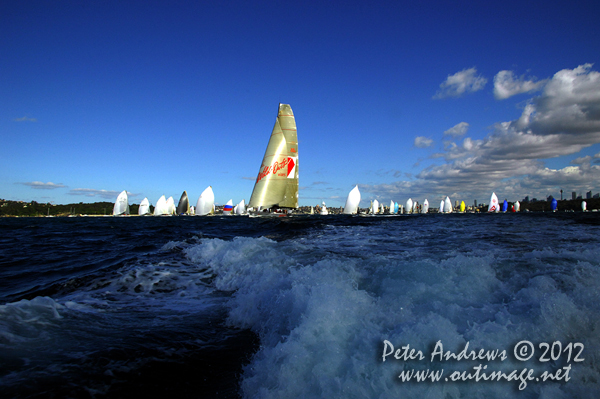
left=0, top=213, right=599, bottom=398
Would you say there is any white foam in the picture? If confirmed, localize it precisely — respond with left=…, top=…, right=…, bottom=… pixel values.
left=0, top=296, right=63, bottom=344
left=185, top=236, right=600, bottom=398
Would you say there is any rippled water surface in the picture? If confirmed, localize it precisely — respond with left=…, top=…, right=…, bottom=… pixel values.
left=1, top=213, right=599, bottom=398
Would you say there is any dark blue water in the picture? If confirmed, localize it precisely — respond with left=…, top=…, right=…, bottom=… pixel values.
left=1, top=213, right=599, bottom=398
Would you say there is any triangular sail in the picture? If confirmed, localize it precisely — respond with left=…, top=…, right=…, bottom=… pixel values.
left=195, top=186, right=215, bottom=216
left=154, top=195, right=168, bottom=216
left=176, top=191, right=190, bottom=215
left=166, top=196, right=176, bottom=215
left=248, top=104, right=299, bottom=209
left=138, top=198, right=151, bottom=215
left=112, top=190, right=129, bottom=216
left=488, top=193, right=499, bottom=212
left=444, top=196, right=452, bottom=213
left=343, top=185, right=361, bottom=214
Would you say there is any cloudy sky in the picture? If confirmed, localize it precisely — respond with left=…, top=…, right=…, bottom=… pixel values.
left=2, top=1, right=600, bottom=207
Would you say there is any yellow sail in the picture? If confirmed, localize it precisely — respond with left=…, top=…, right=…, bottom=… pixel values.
left=460, top=201, right=465, bottom=212
left=248, top=104, right=299, bottom=209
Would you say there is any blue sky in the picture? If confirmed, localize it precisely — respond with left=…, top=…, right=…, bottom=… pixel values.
left=2, top=1, right=600, bottom=208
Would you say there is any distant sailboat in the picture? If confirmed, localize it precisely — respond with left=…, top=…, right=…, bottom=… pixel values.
left=514, top=201, right=520, bottom=212
left=502, top=199, right=508, bottom=213
left=343, top=186, right=361, bottom=214
left=389, top=200, right=395, bottom=215
left=223, top=199, right=234, bottom=215
left=195, top=186, right=215, bottom=216
left=248, top=104, right=299, bottom=213
left=488, top=193, right=499, bottom=212
left=582, top=201, right=587, bottom=212
left=320, top=201, right=328, bottom=215
left=166, top=197, right=176, bottom=215
left=154, top=195, right=169, bottom=216
left=372, top=199, right=379, bottom=214
left=235, top=199, right=246, bottom=215
left=460, top=201, right=465, bottom=213
left=422, top=199, right=429, bottom=213
left=112, top=191, right=130, bottom=216
left=380, top=203, right=385, bottom=214
left=394, top=202, right=399, bottom=214
left=444, top=197, right=452, bottom=213
left=138, top=197, right=151, bottom=216
left=439, top=200, right=444, bottom=213
left=176, top=191, right=190, bottom=215
left=551, top=198, right=558, bottom=212
left=406, top=198, right=413, bottom=214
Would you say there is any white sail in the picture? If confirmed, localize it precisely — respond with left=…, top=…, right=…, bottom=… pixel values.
left=372, top=199, right=379, bottom=214
left=343, top=185, right=361, bottom=214
left=405, top=198, right=413, bottom=214
left=422, top=199, right=429, bottom=213
left=223, top=199, right=234, bottom=215
left=380, top=203, right=384, bottom=214
left=138, top=197, right=151, bottom=216
left=166, top=196, right=176, bottom=215
left=154, top=195, right=169, bottom=216
left=235, top=199, right=246, bottom=215
left=310, top=206, right=314, bottom=215
left=582, top=201, right=587, bottom=211
left=488, top=192, right=499, bottom=212
left=112, top=190, right=129, bottom=216
left=413, top=201, right=418, bottom=213
left=248, top=104, right=299, bottom=210
left=320, top=201, right=328, bottom=215
left=195, top=186, right=215, bottom=216
left=439, top=200, right=444, bottom=213
left=444, top=196, right=452, bottom=213
left=389, top=200, right=395, bottom=215
left=514, top=201, right=520, bottom=212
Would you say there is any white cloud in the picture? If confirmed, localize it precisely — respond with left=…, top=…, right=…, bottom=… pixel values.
left=444, top=122, right=470, bottom=137
left=20, top=181, right=66, bottom=189
left=414, top=136, right=433, bottom=148
left=493, top=70, right=547, bottom=100
left=68, top=188, right=134, bottom=199
left=363, top=64, right=600, bottom=202
left=13, top=116, right=37, bottom=122
left=433, top=67, right=487, bottom=99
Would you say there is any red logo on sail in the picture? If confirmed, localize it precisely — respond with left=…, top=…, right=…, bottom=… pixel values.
left=256, top=157, right=296, bottom=183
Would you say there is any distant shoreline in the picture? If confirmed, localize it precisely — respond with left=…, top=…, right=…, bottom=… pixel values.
left=1, top=198, right=598, bottom=217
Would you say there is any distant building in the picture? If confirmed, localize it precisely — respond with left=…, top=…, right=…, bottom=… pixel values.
left=523, top=196, right=529, bottom=203
left=586, top=191, right=592, bottom=199
left=594, top=193, right=599, bottom=199
left=474, top=199, right=477, bottom=207
left=572, top=191, right=577, bottom=200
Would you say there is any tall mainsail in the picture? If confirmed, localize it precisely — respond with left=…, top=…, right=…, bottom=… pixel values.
left=249, top=104, right=299, bottom=209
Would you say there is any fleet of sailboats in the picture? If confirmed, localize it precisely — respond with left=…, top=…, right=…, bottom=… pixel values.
left=107, top=104, right=563, bottom=218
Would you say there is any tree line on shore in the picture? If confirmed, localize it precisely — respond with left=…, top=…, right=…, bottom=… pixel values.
left=0, top=200, right=146, bottom=217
